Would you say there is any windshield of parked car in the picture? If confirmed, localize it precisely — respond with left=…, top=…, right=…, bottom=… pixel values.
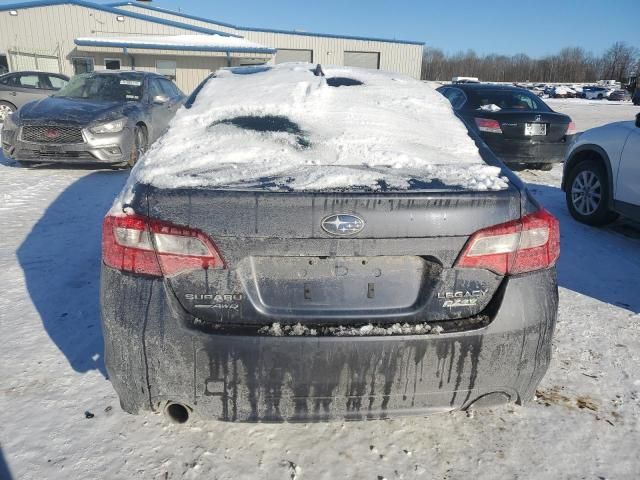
left=53, top=73, right=144, bottom=101
left=466, top=89, right=551, bottom=112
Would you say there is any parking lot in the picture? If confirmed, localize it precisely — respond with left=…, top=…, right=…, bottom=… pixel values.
left=0, top=99, right=639, bottom=479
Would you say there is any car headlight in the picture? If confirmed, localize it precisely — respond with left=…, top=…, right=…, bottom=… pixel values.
left=89, top=118, right=127, bottom=135
left=3, top=113, right=17, bottom=130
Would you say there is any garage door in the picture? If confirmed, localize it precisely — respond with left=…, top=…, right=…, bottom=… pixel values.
left=35, top=56, right=60, bottom=73
left=10, top=52, right=37, bottom=71
left=276, top=49, right=313, bottom=64
left=9, top=51, right=60, bottom=73
left=344, top=51, right=380, bottom=70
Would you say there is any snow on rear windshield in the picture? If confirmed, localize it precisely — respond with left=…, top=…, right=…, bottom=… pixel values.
left=131, top=64, right=508, bottom=192
left=211, top=115, right=311, bottom=149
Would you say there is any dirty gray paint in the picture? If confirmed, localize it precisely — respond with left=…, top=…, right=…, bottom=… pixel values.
left=101, top=266, right=557, bottom=422
left=102, top=155, right=557, bottom=421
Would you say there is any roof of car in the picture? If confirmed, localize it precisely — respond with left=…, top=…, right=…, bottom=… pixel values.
left=78, top=70, right=164, bottom=78
left=448, top=83, right=528, bottom=92
left=0, top=70, right=68, bottom=77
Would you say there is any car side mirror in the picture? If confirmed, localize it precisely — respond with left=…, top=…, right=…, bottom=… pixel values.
left=153, top=94, right=169, bottom=105
left=636, top=113, right=640, bottom=128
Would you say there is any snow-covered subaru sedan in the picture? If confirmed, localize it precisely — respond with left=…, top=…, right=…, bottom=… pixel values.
left=562, top=113, right=640, bottom=225
left=101, top=64, right=559, bottom=423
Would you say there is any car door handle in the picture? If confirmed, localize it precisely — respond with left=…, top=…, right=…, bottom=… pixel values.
left=10, top=91, right=17, bottom=96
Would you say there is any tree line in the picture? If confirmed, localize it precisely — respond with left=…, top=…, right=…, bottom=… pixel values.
left=421, top=42, right=639, bottom=85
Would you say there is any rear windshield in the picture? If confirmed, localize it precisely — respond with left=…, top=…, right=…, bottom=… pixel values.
left=326, top=77, right=364, bottom=87
left=54, top=73, right=145, bottom=102
left=211, top=115, right=311, bottom=148
left=465, top=89, right=550, bottom=112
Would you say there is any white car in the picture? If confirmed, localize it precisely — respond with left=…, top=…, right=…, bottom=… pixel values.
left=551, top=86, right=576, bottom=98
left=583, top=87, right=611, bottom=100
left=562, top=113, right=640, bottom=225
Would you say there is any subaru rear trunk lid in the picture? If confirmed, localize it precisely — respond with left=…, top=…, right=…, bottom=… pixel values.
left=136, top=182, right=522, bottom=328
left=115, top=64, right=527, bottom=329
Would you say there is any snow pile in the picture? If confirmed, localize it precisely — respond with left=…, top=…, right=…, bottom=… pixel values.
left=258, top=322, right=445, bottom=337
left=259, top=322, right=317, bottom=337
left=553, top=86, right=573, bottom=96
left=130, top=64, right=508, bottom=193
left=478, top=103, right=501, bottom=112
left=75, top=34, right=271, bottom=52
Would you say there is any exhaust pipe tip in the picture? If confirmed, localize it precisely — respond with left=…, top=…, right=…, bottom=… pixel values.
left=163, top=401, right=191, bottom=424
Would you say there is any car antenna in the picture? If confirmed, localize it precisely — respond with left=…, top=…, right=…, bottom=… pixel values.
left=313, top=64, right=325, bottom=77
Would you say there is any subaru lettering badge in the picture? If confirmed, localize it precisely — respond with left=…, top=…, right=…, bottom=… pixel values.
left=321, top=214, right=365, bottom=236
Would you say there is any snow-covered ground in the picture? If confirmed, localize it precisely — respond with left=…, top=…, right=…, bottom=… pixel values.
left=545, top=98, right=637, bottom=131
left=1, top=101, right=639, bottom=480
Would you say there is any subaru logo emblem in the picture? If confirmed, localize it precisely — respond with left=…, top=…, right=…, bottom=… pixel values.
left=321, top=214, right=365, bottom=236
left=535, top=115, right=542, bottom=122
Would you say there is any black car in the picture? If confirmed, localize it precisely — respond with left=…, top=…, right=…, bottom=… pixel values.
left=634, top=90, right=640, bottom=106
left=607, top=89, right=631, bottom=102
left=100, top=64, right=559, bottom=423
left=437, top=84, right=576, bottom=170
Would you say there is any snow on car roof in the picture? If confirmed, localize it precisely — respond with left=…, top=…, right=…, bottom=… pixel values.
left=131, top=63, right=509, bottom=192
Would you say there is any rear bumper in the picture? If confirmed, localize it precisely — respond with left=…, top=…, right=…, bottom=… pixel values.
left=101, top=266, right=558, bottom=422
left=484, top=136, right=574, bottom=164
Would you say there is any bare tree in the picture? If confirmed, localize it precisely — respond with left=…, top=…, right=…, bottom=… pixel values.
left=600, top=42, right=639, bottom=81
left=421, top=42, right=640, bottom=84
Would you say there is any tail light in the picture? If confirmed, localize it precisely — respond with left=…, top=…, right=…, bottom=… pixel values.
left=102, top=213, right=225, bottom=277
left=455, top=209, right=559, bottom=276
left=475, top=118, right=502, bottom=134
left=566, top=121, right=577, bottom=135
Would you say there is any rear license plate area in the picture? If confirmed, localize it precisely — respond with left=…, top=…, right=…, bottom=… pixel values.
left=246, top=256, right=428, bottom=313
left=524, top=123, right=547, bottom=136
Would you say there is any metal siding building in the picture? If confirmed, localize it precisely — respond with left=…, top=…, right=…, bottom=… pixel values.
left=113, top=2, right=424, bottom=79
left=0, top=1, right=424, bottom=92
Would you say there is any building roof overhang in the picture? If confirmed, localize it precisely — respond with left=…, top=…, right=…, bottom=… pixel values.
left=74, top=34, right=275, bottom=55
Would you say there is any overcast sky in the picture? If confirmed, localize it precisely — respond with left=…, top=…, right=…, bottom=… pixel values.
left=132, top=0, right=639, bottom=57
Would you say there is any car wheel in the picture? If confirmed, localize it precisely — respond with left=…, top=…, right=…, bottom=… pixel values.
left=128, top=125, right=147, bottom=168
left=565, top=160, right=618, bottom=226
left=597, top=94, right=603, bottom=99
left=504, top=162, right=526, bottom=172
left=0, top=101, right=16, bottom=123
left=537, top=163, right=553, bottom=171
